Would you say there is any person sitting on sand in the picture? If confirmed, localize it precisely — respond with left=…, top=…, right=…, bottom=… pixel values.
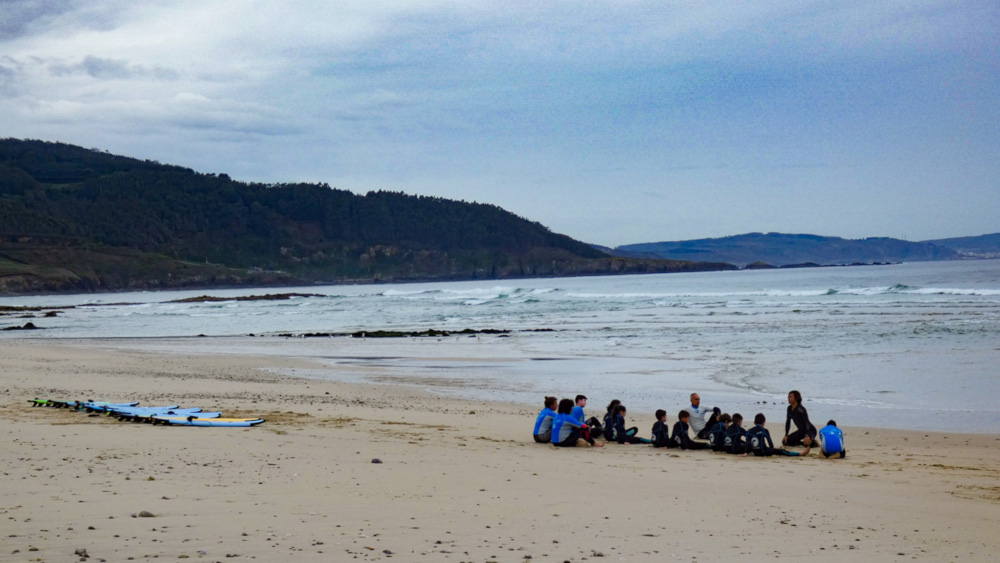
left=671, top=410, right=711, bottom=450
left=610, top=405, right=650, bottom=445
left=571, top=394, right=599, bottom=442
left=602, top=399, right=621, bottom=441
left=783, top=390, right=818, bottom=448
left=723, top=413, right=748, bottom=455
left=708, top=413, right=732, bottom=452
left=819, top=420, right=846, bottom=459
left=533, top=396, right=557, bottom=443
left=748, top=413, right=808, bottom=457
left=651, top=409, right=675, bottom=448
left=687, top=393, right=722, bottom=439
left=552, top=398, right=601, bottom=447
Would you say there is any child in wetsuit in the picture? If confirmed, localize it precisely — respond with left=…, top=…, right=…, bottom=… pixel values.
left=552, top=398, right=599, bottom=447
left=723, top=413, right=748, bottom=455
left=652, top=409, right=675, bottom=448
left=602, top=400, right=621, bottom=441
left=611, top=405, right=650, bottom=445
left=819, top=420, right=845, bottom=459
left=708, top=413, right=732, bottom=452
left=671, top=410, right=711, bottom=450
left=748, top=413, right=807, bottom=457
left=533, top=396, right=557, bottom=443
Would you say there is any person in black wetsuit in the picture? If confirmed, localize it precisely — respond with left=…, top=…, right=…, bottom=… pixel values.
left=611, top=405, right=649, bottom=445
left=749, top=413, right=807, bottom=457
left=723, top=413, right=748, bottom=455
left=651, top=409, right=675, bottom=448
left=707, top=413, right=731, bottom=452
left=671, top=410, right=711, bottom=450
left=782, top=390, right=817, bottom=448
left=602, top=399, right=621, bottom=441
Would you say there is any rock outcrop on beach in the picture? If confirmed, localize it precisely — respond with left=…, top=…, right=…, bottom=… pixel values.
left=0, top=139, right=735, bottom=294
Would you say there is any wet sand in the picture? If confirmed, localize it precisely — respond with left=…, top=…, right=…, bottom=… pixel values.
left=2, top=339, right=999, bottom=562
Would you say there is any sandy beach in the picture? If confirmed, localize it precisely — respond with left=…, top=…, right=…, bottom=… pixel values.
left=2, top=339, right=999, bottom=562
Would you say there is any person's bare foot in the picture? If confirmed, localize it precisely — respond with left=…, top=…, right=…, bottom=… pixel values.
left=592, top=442, right=604, bottom=447
left=801, top=446, right=811, bottom=456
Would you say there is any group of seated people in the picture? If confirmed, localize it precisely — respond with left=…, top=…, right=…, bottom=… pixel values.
left=532, top=391, right=846, bottom=459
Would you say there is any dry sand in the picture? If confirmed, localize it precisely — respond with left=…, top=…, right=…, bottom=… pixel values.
left=2, top=339, right=999, bottom=562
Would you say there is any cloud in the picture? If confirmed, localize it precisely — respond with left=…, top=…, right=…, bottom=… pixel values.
left=48, top=55, right=179, bottom=80
left=1, top=1, right=997, bottom=243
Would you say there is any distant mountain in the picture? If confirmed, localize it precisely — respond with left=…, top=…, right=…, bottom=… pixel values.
left=613, top=232, right=963, bottom=267
left=0, top=139, right=735, bottom=294
left=923, top=233, right=1000, bottom=259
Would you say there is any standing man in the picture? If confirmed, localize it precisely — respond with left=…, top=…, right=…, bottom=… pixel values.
left=687, top=393, right=721, bottom=439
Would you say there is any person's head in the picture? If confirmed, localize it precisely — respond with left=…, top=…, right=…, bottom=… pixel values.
left=614, top=404, right=627, bottom=416
left=720, top=413, right=732, bottom=425
left=788, top=390, right=802, bottom=405
left=732, top=413, right=743, bottom=426
left=690, top=393, right=701, bottom=407
left=754, top=413, right=766, bottom=426
left=606, top=399, right=621, bottom=413
left=575, top=395, right=587, bottom=407
left=655, top=409, right=666, bottom=421
left=678, top=409, right=690, bottom=422
left=544, top=396, right=557, bottom=409
left=826, top=420, right=837, bottom=427
left=557, top=398, right=574, bottom=415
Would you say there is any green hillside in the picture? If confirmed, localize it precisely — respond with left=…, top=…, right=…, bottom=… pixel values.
left=0, top=139, right=733, bottom=293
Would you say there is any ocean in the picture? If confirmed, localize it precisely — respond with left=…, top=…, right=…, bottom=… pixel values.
left=3, top=259, right=999, bottom=433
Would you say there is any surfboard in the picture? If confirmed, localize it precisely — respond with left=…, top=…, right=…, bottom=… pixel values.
left=118, top=411, right=222, bottom=422
left=152, top=416, right=265, bottom=427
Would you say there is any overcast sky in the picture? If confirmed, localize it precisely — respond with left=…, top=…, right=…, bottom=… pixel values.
left=2, top=1, right=997, bottom=246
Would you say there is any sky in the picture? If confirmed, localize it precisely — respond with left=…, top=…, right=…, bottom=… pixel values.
left=1, top=1, right=998, bottom=247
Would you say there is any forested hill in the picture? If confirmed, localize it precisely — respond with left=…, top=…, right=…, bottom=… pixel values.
left=0, top=139, right=734, bottom=294
left=613, top=232, right=963, bottom=267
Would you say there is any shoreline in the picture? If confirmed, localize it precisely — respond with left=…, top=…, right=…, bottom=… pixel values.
left=6, top=334, right=995, bottom=435
left=2, top=338, right=999, bottom=561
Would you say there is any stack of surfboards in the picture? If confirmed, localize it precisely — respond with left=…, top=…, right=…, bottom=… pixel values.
left=28, top=399, right=265, bottom=427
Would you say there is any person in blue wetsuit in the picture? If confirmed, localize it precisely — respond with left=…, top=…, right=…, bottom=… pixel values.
left=610, top=405, right=649, bottom=445
left=670, top=410, right=710, bottom=450
left=533, top=396, right=557, bottom=443
left=783, top=390, right=818, bottom=448
left=552, top=398, right=601, bottom=447
left=571, top=395, right=597, bottom=443
left=723, top=413, right=747, bottom=455
left=819, top=420, right=845, bottom=459
left=748, top=413, right=807, bottom=457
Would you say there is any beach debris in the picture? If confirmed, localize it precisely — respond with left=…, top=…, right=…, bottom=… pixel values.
left=371, top=458, right=383, bottom=464
left=74, top=548, right=89, bottom=559
left=135, top=511, right=156, bottom=518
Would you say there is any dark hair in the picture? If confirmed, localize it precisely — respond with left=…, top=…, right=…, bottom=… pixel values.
left=789, top=390, right=802, bottom=403
left=754, top=413, right=766, bottom=425
left=678, top=410, right=690, bottom=420
left=575, top=395, right=587, bottom=403
left=720, top=413, right=732, bottom=424
left=613, top=404, right=627, bottom=416
left=827, top=420, right=837, bottom=427
left=606, top=399, right=621, bottom=413
left=557, top=398, right=574, bottom=415
left=544, top=396, right=557, bottom=408
left=655, top=409, right=666, bottom=420
left=732, top=413, right=743, bottom=424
